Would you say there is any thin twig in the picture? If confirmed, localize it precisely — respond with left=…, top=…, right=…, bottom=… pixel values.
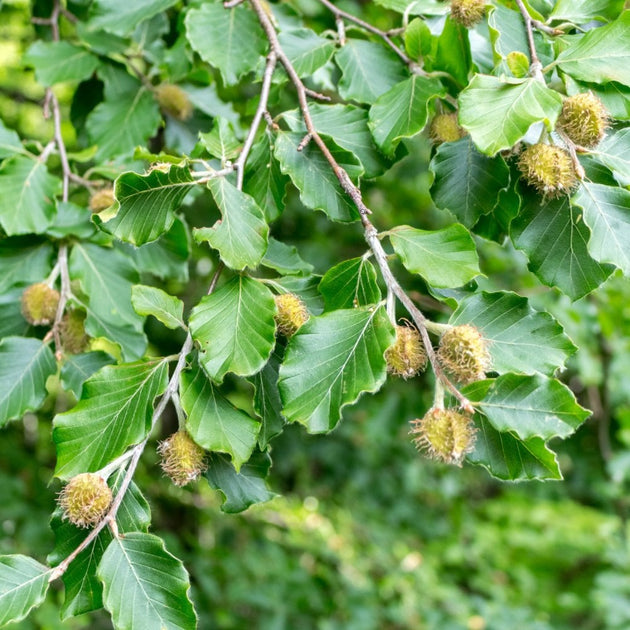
left=317, top=0, right=411, bottom=66
left=514, top=0, right=545, bottom=83
left=249, top=0, right=473, bottom=413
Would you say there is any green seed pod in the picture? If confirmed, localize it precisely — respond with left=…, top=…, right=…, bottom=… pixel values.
left=274, top=293, right=309, bottom=337
left=158, top=431, right=207, bottom=487
left=430, top=113, right=465, bottom=144
left=450, top=0, right=486, bottom=28
left=89, top=187, right=115, bottom=213
left=155, top=83, right=193, bottom=121
left=59, top=473, right=112, bottom=528
left=385, top=324, right=428, bottom=378
left=517, top=143, right=577, bottom=198
left=60, top=309, right=89, bottom=354
left=557, top=92, right=608, bottom=148
left=437, top=324, right=490, bottom=384
left=21, top=282, right=60, bottom=326
left=410, top=408, right=476, bottom=466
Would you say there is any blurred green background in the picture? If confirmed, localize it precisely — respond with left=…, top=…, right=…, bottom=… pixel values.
left=3, top=1, right=630, bottom=628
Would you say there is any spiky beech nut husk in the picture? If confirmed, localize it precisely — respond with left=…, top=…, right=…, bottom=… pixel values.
left=437, top=324, right=490, bottom=384
left=386, top=324, right=428, bottom=378
left=21, top=283, right=60, bottom=326
left=450, top=0, right=486, bottom=28
left=89, top=187, right=115, bottom=213
left=517, top=143, right=577, bottom=198
left=430, top=113, right=465, bottom=144
left=557, top=92, right=608, bottom=148
left=158, top=431, right=206, bottom=487
left=155, top=83, right=193, bottom=121
left=59, top=473, right=112, bottom=528
left=410, top=408, right=476, bottom=466
left=274, top=293, right=309, bottom=337
left=60, top=309, right=89, bottom=354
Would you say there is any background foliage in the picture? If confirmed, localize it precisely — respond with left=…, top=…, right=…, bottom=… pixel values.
left=2, top=0, right=630, bottom=628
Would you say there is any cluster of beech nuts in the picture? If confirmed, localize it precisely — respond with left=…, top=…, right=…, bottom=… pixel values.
left=386, top=322, right=490, bottom=466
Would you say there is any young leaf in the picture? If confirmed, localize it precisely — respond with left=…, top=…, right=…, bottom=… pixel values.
left=549, top=0, right=624, bottom=23
left=88, top=0, right=179, bottom=36
left=319, top=257, right=381, bottom=311
left=189, top=276, right=276, bottom=384
left=205, top=450, right=277, bottom=513
left=554, top=12, right=630, bottom=86
left=468, top=415, right=562, bottom=481
left=131, top=285, right=185, bottom=330
left=430, top=136, right=510, bottom=227
left=573, top=182, right=630, bottom=274
left=194, top=178, right=269, bottom=271
left=279, top=306, right=395, bottom=433
left=0, top=337, right=56, bottom=428
left=510, top=192, right=614, bottom=300
left=368, top=75, right=445, bottom=156
left=101, top=164, right=195, bottom=246
left=335, top=40, right=407, bottom=104
left=23, top=41, right=100, bottom=86
left=185, top=3, right=266, bottom=86
left=0, top=556, right=51, bottom=626
left=464, top=374, right=590, bottom=441
left=97, top=532, right=197, bottom=630
left=450, top=291, right=576, bottom=376
left=427, top=16, right=471, bottom=87
left=0, top=156, right=61, bottom=235
left=274, top=131, right=361, bottom=222
left=180, top=365, right=260, bottom=470
left=53, top=359, right=169, bottom=480
left=458, top=76, right=563, bottom=155
left=0, top=118, right=24, bottom=158
left=389, top=224, right=481, bottom=288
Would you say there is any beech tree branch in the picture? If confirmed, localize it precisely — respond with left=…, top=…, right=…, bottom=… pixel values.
left=248, top=0, right=473, bottom=413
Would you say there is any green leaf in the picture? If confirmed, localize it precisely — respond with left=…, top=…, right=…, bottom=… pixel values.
left=319, top=257, right=381, bottom=311
left=458, top=75, right=563, bottom=155
left=279, top=306, right=395, bottom=433
left=101, top=165, right=195, bottom=246
left=194, top=178, right=269, bottom=271
left=53, top=359, right=169, bottom=480
left=189, top=276, right=276, bottom=384
left=510, top=192, right=614, bottom=300
left=405, top=18, right=433, bottom=61
left=0, top=289, right=29, bottom=338
left=185, top=3, right=266, bottom=86
left=0, top=556, right=51, bottom=626
left=0, top=239, right=53, bottom=292
left=389, top=224, right=481, bottom=288
left=243, top=134, right=288, bottom=222
left=88, top=0, right=178, bottom=36
left=0, top=156, right=61, bottom=235
left=591, top=128, right=630, bottom=186
left=549, top=0, right=624, bottom=23
left=131, top=285, right=184, bottom=329
left=205, top=450, right=277, bottom=513
left=274, top=131, right=361, bottom=222
left=87, top=68, right=160, bottom=161
left=282, top=103, right=391, bottom=178
left=554, top=13, right=630, bottom=86
left=199, top=118, right=241, bottom=161
left=261, top=237, right=314, bottom=276
left=278, top=28, right=335, bottom=77
left=180, top=365, right=260, bottom=470
left=97, top=532, right=196, bottom=630
left=0, top=118, right=23, bottom=158
left=273, top=275, right=324, bottom=315
left=70, top=243, right=147, bottom=361
left=450, top=291, right=576, bottom=376
left=250, top=342, right=286, bottom=448
left=573, top=182, right=630, bottom=274
left=468, top=415, right=562, bottom=481
left=23, top=41, right=99, bottom=85
left=427, top=16, right=471, bottom=87
left=335, top=40, right=407, bottom=104
left=464, top=374, right=590, bottom=440
left=0, top=337, right=56, bottom=428
left=60, top=351, right=115, bottom=399
left=49, top=201, right=96, bottom=240
left=368, top=75, right=445, bottom=156
left=374, top=0, right=449, bottom=15
left=430, top=136, right=510, bottom=227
